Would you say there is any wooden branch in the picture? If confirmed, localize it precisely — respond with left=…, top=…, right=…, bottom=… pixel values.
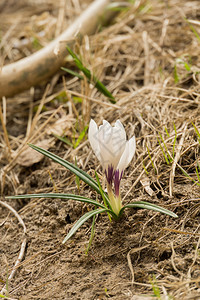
left=0, top=0, right=113, bottom=98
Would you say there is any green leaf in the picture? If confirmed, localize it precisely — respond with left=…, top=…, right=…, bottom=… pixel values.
left=196, top=162, right=200, bottom=183
left=158, top=133, right=172, bottom=163
left=92, top=78, right=115, bottom=102
left=61, top=67, right=84, bottom=80
left=178, top=164, right=200, bottom=187
left=74, top=125, right=88, bottom=148
left=172, top=122, right=177, bottom=158
left=184, top=62, right=191, bottom=71
left=53, top=133, right=73, bottom=147
left=6, top=193, right=107, bottom=209
left=107, top=2, right=130, bottom=12
left=62, top=208, right=107, bottom=243
left=75, top=157, right=80, bottom=190
left=85, top=214, right=96, bottom=254
left=120, top=201, right=178, bottom=218
left=174, top=63, right=179, bottom=83
left=72, top=96, right=83, bottom=103
left=95, top=172, right=111, bottom=210
left=28, top=144, right=111, bottom=204
left=142, top=161, right=149, bottom=175
left=184, top=17, right=200, bottom=43
left=28, top=144, right=100, bottom=193
left=65, top=46, right=116, bottom=103
left=150, top=275, right=161, bottom=298
left=66, top=46, right=83, bottom=67
left=157, top=136, right=170, bottom=164
left=192, top=122, right=200, bottom=144
left=164, top=126, right=170, bottom=138
left=95, top=172, right=113, bottom=221
left=146, top=144, right=156, bottom=173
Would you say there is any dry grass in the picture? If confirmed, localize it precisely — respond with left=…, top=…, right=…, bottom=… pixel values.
left=0, top=0, right=200, bottom=299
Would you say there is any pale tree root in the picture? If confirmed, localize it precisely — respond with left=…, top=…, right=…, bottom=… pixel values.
left=0, top=0, right=116, bottom=98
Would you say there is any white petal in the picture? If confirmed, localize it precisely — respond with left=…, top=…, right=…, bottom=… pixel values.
left=115, top=120, right=125, bottom=132
left=99, top=120, right=112, bottom=133
left=98, top=122, right=115, bottom=169
left=98, top=120, right=126, bottom=169
left=103, top=119, right=111, bottom=126
left=88, top=119, right=101, bottom=161
left=117, top=136, right=136, bottom=172
left=114, top=121, right=126, bottom=141
left=110, top=126, right=126, bottom=165
left=89, top=119, right=135, bottom=172
left=112, top=121, right=126, bottom=156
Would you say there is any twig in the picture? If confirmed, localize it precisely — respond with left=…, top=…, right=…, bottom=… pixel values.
left=142, top=31, right=150, bottom=86
left=0, top=200, right=27, bottom=295
left=0, top=98, right=11, bottom=160
left=170, top=241, right=186, bottom=278
left=186, top=236, right=200, bottom=290
left=127, top=244, right=150, bottom=284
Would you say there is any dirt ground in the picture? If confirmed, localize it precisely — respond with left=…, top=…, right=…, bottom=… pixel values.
left=0, top=0, right=200, bottom=299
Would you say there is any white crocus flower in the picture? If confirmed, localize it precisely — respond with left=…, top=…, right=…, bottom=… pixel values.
left=88, top=119, right=136, bottom=215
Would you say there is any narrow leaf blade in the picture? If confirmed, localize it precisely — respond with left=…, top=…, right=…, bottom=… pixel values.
left=95, top=172, right=111, bottom=209
left=92, top=76, right=115, bottom=101
left=53, top=133, right=73, bottom=147
left=74, top=125, right=88, bottom=148
left=66, top=46, right=115, bottom=103
left=62, top=208, right=107, bottom=243
left=6, top=193, right=106, bottom=209
left=61, top=67, right=84, bottom=80
left=66, top=46, right=83, bottom=66
left=28, top=144, right=100, bottom=193
left=121, top=201, right=178, bottom=218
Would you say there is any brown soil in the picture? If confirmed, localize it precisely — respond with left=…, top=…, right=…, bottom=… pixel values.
left=0, top=0, right=200, bottom=299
